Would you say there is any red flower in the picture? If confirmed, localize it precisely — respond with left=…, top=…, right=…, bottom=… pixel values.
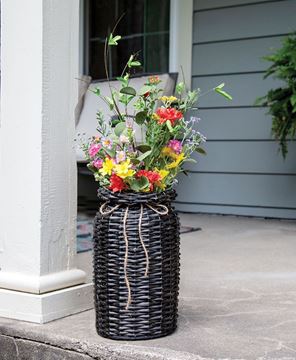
left=109, top=174, right=126, bottom=192
left=136, top=170, right=162, bottom=191
left=155, top=107, right=183, bottom=125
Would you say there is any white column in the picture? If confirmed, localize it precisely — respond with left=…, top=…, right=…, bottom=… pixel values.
left=0, top=0, right=93, bottom=323
left=169, top=0, right=193, bottom=87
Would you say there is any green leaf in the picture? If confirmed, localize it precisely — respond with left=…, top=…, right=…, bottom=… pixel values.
left=215, top=83, right=225, bottom=89
left=139, top=85, right=151, bottom=96
left=129, top=176, right=149, bottom=191
left=291, top=94, right=296, bottom=107
left=183, top=158, right=197, bottom=164
left=105, top=96, right=114, bottom=110
left=91, top=87, right=100, bottom=96
left=108, top=33, right=121, bottom=46
left=176, top=82, right=185, bottom=95
left=166, top=120, right=173, bottom=133
left=137, top=150, right=152, bottom=161
left=195, top=147, right=207, bottom=155
left=135, top=111, right=147, bottom=125
left=114, top=122, right=126, bottom=137
left=120, top=86, right=136, bottom=96
left=215, top=88, right=233, bottom=100
left=130, top=158, right=141, bottom=165
left=136, top=144, right=151, bottom=153
left=130, top=61, right=141, bottom=67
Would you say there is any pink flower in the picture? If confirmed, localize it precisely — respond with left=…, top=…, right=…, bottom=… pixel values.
left=93, top=159, right=103, bottom=169
left=88, top=143, right=101, bottom=158
left=167, top=139, right=182, bottom=154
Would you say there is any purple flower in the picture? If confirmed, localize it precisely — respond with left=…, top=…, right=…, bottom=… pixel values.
left=167, top=139, right=182, bottom=154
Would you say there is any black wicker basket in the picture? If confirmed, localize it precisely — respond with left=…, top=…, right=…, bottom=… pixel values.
left=93, top=188, right=180, bottom=340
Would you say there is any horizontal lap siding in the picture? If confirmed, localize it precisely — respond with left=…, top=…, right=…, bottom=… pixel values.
left=176, top=0, right=296, bottom=218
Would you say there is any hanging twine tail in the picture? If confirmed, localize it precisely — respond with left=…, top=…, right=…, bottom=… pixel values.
left=139, top=204, right=149, bottom=277
left=99, top=200, right=169, bottom=311
left=122, top=206, right=132, bottom=310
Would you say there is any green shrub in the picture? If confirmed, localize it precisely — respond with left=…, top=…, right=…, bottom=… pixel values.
left=257, top=33, right=296, bottom=158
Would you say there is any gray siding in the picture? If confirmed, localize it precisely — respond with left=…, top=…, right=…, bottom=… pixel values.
left=176, top=0, right=296, bottom=218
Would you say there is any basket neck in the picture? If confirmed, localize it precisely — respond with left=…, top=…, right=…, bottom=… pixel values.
left=97, top=188, right=176, bottom=205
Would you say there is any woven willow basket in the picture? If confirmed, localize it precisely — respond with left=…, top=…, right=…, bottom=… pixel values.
left=93, top=188, right=180, bottom=340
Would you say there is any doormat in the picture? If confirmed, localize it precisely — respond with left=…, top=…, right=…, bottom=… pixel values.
left=77, top=215, right=201, bottom=253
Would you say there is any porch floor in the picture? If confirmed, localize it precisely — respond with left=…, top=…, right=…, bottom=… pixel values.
left=1, top=214, right=296, bottom=360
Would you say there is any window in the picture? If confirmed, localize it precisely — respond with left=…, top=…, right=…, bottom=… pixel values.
left=84, top=0, right=170, bottom=80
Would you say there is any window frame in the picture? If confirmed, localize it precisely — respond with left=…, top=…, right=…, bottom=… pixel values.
left=79, top=0, right=193, bottom=83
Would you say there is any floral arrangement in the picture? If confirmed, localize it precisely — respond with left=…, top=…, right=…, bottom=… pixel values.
left=81, top=32, right=231, bottom=193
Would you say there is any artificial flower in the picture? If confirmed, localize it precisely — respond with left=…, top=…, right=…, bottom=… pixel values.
left=102, top=138, right=113, bottom=149
left=166, top=153, right=186, bottom=169
left=93, top=159, right=103, bottom=169
left=114, top=159, right=135, bottom=179
left=109, top=174, right=126, bottom=192
left=88, top=143, right=101, bottom=158
left=161, top=146, right=178, bottom=159
left=155, top=107, right=183, bottom=125
left=160, top=96, right=178, bottom=103
left=99, top=158, right=115, bottom=176
left=136, top=170, right=162, bottom=191
left=116, top=150, right=126, bottom=163
left=167, top=139, right=182, bottom=154
left=148, top=75, right=160, bottom=85
left=156, top=169, right=169, bottom=179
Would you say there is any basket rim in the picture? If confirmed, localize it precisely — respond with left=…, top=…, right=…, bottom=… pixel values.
left=97, top=187, right=176, bottom=204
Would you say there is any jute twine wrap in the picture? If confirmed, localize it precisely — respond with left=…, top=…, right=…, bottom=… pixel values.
left=99, top=201, right=169, bottom=310
left=93, top=188, right=180, bottom=340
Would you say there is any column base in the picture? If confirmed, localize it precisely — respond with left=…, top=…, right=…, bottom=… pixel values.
left=0, top=283, right=93, bottom=323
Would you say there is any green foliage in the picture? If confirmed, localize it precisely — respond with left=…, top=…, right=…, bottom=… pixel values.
left=108, top=33, right=121, bottom=45
left=257, top=32, right=296, bottom=158
left=214, top=83, right=232, bottom=100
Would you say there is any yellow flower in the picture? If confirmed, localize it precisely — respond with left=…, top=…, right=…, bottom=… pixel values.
left=114, top=159, right=135, bottom=179
left=161, top=147, right=178, bottom=159
left=160, top=96, right=177, bottom=103
left=152, top=113, right=160, bottom=121
left=99, top=158, right=115, bottom=176
left=156, top=168, right=169, bottom=179
left=166, top=153, right=186, bottom=169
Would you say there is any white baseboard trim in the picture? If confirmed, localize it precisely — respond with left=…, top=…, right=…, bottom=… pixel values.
left=0, top=269, right=87, bottom=294
left=0, top=283, right=93, bottom=323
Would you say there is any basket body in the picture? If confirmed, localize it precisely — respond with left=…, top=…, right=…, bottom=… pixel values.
left=93, top=188, right=180, bottom=340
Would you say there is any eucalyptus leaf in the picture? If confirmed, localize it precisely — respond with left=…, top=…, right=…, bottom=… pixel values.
left=114, top=122, right=126, bottom=137
left=120, top=86, right=136, bottom=96
left=135, top=111, right=147, bottom=125
left=136, top=144, right=151, bottom=153
left=195, top=147, right=207, bottom=155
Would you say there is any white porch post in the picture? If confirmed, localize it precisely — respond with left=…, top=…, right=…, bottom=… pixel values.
left=0, top=0, right=93, bottom=323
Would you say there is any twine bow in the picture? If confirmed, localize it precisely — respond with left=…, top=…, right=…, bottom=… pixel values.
left=99, top=201, right=169, bottom=310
